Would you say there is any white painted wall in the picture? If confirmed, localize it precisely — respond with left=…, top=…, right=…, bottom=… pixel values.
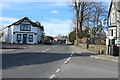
left=3, top=21, right=44, bottom=44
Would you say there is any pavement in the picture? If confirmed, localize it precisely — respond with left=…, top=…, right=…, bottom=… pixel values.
left=1, top=43, right=44, bottom=53
left=71, top=45, right=119, bottom=62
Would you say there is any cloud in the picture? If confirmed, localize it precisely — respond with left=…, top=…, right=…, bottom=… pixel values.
left=50, top=10, right=59, bottom=14
left=50, top=3, right=67, bottom=6
left=42, top=18, right=72, bottom=36
left=0, top=17, right=18, bottom=23
left=1, top=0, right=112, bottom=2
left=0, top=17, right=18, bottom=29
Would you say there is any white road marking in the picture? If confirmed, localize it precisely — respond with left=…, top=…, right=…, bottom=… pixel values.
left=29, top=46, right=33, bottom=48
left=64, top=61, right=68, bottom=64
left=47, top=48, right=50, bottom=50
left=49, top=74, right=55, bottom=79
left=42, top=51, right=45, bottom=52
left=52, top=46, right=56, bottom=48
left=70, top=51, right=74, bottom=57
left=56, top=69, right=60, bottom=73
left=64, top=51, right=74, bottom=64
left=67, top=57, right=71, bottom=61
left=42, top=48, right=50, bottom=52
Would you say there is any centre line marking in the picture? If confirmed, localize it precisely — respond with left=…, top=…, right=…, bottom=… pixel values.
left=56, top=69, right=60, bottom=73
left=50, top=74, right=55, bottom=79
left=64, top=60, right=68, bottom=64
left=47, top=48, right=50, bottom=50
left=67, top=57, right=71, bottom=61
left=52, top=46, right=56, bottom=48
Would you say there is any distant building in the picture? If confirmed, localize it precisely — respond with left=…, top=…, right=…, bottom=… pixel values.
left=53, top=37, right=68, bottom=43
left=2, top=17, right=44, bottom=44
left=0, top=32, right=4, bottom=42
left=107, top=0, right=120, bottom=46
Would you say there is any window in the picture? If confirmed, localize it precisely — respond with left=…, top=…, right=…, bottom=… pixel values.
left=20, top=24, right=31, bottom=31
left=17, top=34, right=21, bottom=41
left=29, top=35, right=33, bottom=42
left=112, top=12, right=115, bottom=23
left=111, top=29, right=113, bottom=36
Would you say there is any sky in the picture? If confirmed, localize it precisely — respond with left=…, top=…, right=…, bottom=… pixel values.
left=0, top=1, right=111, bottom=37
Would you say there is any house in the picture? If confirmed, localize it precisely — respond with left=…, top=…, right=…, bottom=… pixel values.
left=106, top=0, right=120, bottom=46
left=53, top=37, right=68, bottom=43
left=2, top=17, right=44, bottom=44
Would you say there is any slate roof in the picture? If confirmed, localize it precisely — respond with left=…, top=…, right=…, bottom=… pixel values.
left=108, top=0, right=120, bottom=17
left=5, top=17, right=44, bottom=31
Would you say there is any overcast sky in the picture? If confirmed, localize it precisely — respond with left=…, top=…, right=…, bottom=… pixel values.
left=0, top=1, right=110, bottom=36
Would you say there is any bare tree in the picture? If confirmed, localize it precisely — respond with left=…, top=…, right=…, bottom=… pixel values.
left=71, top=0, right=81, bottom=45
left=70, top=1, right=108, bottom=45
left=89, top=2, right=108, bottom=44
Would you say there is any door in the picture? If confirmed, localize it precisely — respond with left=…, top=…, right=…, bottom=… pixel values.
left=23, top=34, right=27, bottom=44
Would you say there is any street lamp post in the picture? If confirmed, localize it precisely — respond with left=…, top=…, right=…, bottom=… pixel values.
left=102, top=18, right=109, bottom=55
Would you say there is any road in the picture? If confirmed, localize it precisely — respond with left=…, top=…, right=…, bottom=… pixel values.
left=2, top=44, right=118, bottom=79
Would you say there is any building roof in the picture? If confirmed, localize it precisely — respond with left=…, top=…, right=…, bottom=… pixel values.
left=108, top=0, right=120, bottom=17
left=4, top=17, right=44, bottom=31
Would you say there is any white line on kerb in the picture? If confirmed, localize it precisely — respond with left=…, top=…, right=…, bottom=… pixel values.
left=56, top=69, right=60, bottom=73
left=42, top=51, right=45, bottom=52
left=49, top=74, right=55, bottom=79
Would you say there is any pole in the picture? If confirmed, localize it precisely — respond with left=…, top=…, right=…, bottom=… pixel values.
left=75, top=0, right=79, bottom=46
left=75, top=12, right=79, bottom=46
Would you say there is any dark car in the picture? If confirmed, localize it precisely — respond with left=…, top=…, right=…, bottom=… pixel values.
left=44, top=40, right=52, bottom=45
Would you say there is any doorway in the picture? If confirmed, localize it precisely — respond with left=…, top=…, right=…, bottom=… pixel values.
left=23, top=34, right=27, bottom=44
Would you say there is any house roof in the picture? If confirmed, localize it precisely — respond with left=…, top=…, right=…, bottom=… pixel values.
left=108, top=0, right=120, bottom=17
left=5, top=17, right=44, bottom=31
left=108, top=1, right=112, bottom=18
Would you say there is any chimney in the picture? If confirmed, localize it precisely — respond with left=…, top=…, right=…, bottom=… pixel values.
left=36, top=21, right=41, bottom=26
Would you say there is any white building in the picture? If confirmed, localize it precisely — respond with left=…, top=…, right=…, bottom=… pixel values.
left=106, top=0, right=120, bottom=46
left=3, top=17, right=44, bottom=44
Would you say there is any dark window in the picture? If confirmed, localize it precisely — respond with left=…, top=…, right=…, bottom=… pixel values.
left=20, top=24, right=31, bottom=31
left=111, top=29, right=113, bottom=36
left=17, top=34, right=21, bottom=41
left=29, top=35, right=33, bottom=42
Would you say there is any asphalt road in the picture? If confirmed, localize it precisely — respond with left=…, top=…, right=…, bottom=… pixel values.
left=2, top=43, right=118, bottom=79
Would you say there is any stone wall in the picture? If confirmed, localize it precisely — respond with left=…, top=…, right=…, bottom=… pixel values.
left=78, top=43, right=106, bottom=54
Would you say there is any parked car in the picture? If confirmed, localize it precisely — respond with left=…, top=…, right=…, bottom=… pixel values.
left=44, top=40, right=52, bottom=45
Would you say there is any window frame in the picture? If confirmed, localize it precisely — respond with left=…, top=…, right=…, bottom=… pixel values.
left=111, top=29, right=113, bottom=36
left=28, top=35, right=33, bottom=42
left=20, top=24, right=31, bottom=31
left=17, top=34, right=21, bottom=41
